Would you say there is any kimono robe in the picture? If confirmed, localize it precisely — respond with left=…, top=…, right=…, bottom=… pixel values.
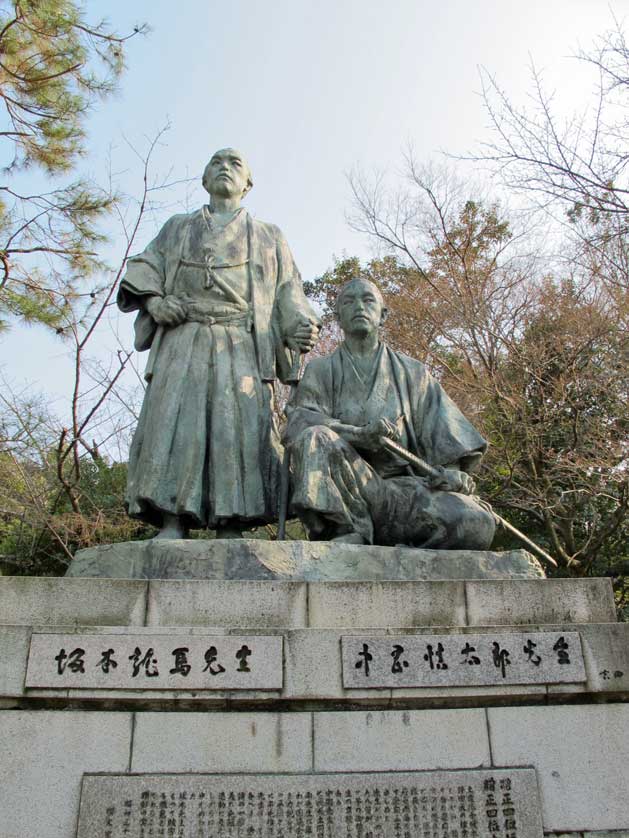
left=285, top=343, right=495, bottom=548
left=117, top=207, right=317, bottom=529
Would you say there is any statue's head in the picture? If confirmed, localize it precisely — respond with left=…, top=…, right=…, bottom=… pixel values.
left=335, top=277, right=387, bottom=336
left=202, top=148, right=253, bottom=201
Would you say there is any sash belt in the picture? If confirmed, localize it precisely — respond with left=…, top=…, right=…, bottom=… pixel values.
left=185, top=308, right=253, bottom=331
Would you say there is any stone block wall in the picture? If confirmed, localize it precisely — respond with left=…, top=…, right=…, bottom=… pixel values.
left=1, top=575, right=628, bottom=837
left=3, top=706, right=629, bottom=836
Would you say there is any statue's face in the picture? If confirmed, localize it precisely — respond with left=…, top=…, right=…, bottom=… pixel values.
left=336, top=279, right=385, bottom=337
left=204, top=148, right=251, bottom=199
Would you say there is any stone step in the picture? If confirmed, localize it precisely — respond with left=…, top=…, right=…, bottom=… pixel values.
left=0, top=575, right=616, bottom=629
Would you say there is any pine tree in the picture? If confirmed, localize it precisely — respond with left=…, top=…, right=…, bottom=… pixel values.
left=0, top=0, right=147, bottom=330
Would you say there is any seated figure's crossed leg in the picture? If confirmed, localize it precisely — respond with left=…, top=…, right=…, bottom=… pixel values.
left=289, top=425, right=495, bottom=550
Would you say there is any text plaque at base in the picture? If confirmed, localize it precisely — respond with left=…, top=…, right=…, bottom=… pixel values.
left=342, top=631, right=585, bottom=689
left=25, top=633, right=283, bottom=690
left=77, top=768, right=543, bottom=838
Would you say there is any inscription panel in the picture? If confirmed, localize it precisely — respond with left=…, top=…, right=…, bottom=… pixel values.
left=77, top=769, right=543, bottom=838
left=25, top=633, right=282, bottom=690
left=342, top=632, right=584, bottom=689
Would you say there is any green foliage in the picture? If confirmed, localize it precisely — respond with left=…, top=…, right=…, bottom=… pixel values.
left=0, top=453, right=155, bottom=576
left=0, top=0, right=147, bottom=331
left=0, top=0, right=143, bottom=172
left=0, top=279, right=71, bottom=327
left=303, top=256, right=361, bottom=322
left=478, top=279, right=629, bottom=576
left=304, top=254, right=420, bottom=324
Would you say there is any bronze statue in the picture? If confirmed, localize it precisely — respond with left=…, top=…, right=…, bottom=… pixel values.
left=118, top=148, right=319, bottom=538
left=284, top=277, right=495, bottom=549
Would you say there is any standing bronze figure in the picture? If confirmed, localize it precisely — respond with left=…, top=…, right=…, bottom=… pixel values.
left=118, top=148, right=319, bottom=538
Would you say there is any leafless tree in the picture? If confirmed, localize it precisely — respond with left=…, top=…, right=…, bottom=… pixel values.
left=472, top=18, right=629, bottom=292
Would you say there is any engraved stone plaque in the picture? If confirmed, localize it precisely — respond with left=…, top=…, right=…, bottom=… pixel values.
left=77, top=768, right=543, bottom=837
left=25, top=633, right=282, bottom=690
left=342, top=631, right=585, bottom=689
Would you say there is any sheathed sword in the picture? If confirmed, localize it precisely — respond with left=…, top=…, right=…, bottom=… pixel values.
left=277, top=352, right=303, bottom=541
left=380, top=436, right=558, bottom=568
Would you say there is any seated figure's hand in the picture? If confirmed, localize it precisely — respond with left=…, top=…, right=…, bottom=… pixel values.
left=287, top=316, right=320, bottom=353
left=429, top=467, right=476, bottom=496
left=356, top=417, right=401, bottom=451
left=145, top=295, right=186, bottom=327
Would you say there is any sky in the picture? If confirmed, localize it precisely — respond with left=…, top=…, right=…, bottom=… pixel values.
left=2, top=0, right=627, bottom=421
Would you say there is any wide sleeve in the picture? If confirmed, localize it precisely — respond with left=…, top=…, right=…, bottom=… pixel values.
left=271, top=227, right=321, bottom=383
left=403, top=356, right=488, bottom=473
left=116, top=222, right=171, bottom=351
left=273, top=229, right=320, bottom=338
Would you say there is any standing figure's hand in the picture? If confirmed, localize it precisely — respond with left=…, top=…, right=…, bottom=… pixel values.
left=145, top=295, right=187, bottom=327
left=288, top=316, right=320, bottom=353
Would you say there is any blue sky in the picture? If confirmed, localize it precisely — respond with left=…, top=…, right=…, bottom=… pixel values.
left=1, top=0, right=626, bottom=411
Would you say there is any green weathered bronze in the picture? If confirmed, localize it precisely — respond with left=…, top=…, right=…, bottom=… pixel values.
left=284, top=277, right=496, bottom=549
left=118, top=148, right=319, bottom=538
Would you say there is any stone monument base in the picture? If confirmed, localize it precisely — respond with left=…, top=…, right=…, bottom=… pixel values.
left=2, top=569, right=628, bottom=836
left=66, top=538, right=545, bottom=580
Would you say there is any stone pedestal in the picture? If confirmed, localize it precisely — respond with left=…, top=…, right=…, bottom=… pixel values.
left=67, top=538, right=545, bottom=580
left=1, top=541, right=628, bottom=837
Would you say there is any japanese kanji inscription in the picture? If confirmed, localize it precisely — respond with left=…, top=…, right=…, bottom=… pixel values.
left=342, top=632, right=585, bottom=689
left=25, top=633, right=282, bottom=690
left=76, top=769, right=543, bottom=838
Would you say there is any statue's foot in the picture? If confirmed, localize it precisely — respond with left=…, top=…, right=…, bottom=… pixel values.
left=153, top=513, right=188, bottom=540
left=330, top=532, right=367, bottom=545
